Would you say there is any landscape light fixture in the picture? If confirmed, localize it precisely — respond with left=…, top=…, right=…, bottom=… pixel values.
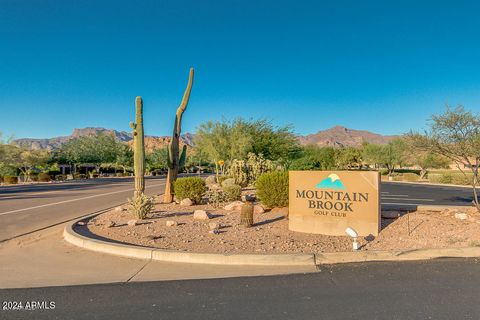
left=345, top=227, right=359, bottom=251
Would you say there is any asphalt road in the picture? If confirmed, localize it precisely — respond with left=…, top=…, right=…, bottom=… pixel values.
left=0, top=178, right=476, bottom=242
left=0, top=176, right=167, bottom=242
left=1, top=258, right=479, bottom=319
left=381, top=181, right=476, bottom=208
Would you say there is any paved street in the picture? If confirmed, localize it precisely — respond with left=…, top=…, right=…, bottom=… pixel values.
left=1, top=258, right=479, bottom=320
left=0, top=179, right=476, bottom=242
left=381, top=181, right=476, bottom=208
left=0, top=176, right=167, bottom=242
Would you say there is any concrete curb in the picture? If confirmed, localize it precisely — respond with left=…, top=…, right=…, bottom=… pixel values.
left=64, top=218, right=480, bottom=266
left=63, top=222, right=315, bottom=266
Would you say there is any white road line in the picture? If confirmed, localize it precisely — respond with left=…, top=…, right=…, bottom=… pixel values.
left=381, top=197, right=434, bottom=201
left=382, top=202, right=424, bottom=206
left=381, top=194, right=409, bottom=197
left=0, top=183, right=165, bottom=216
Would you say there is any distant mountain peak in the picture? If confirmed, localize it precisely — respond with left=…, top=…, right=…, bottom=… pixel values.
left=13, top=127, right=194, bottom=150
left=297, top=126, right=396, bottom=147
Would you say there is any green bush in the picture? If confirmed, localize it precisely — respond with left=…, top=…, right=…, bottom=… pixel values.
left=3, top=176, right=18, bottom=184
left=223, top=184, right=242, bottom=201
left=116, top=172, right=124, bottom=177
left=38, top=173, right=51, bottom=182
left=205, top=175, right=217, bottom=185
left=256, top=171, right=289, bottom=208
left=29, top=174, right=39, bottom=182
left=173, top=177, right=206, bottom=204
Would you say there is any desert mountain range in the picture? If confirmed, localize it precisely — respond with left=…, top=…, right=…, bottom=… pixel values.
left=13, top=126, right=396, bottom=151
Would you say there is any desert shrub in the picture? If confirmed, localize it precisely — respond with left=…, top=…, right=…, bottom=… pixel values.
left=428, top=173, right=444, bottom=184
left=256, top=171, right=289, bottom=208
left=451, top=173, right=472, bottom=185
left=433, top=173, right=453, bottom=184
left=223, top=184, right=242, bottom=201
left=205, top=175, right=217, bottom=185
left=206, top=189, right=229, bottom=207
left=38, top=172, right=51, bottom=182
left=29, top=174, right=39, bottom=182
left=116, top=172, right=124, bottom=177
left=402, top=173, right=419, bottom=182
left=73, top=173, right=86, bottom=179
left=173, top=177, right=206, bottom=203
left=3, top=176, right=18, bottom=184
left=221, top=178, right=236, bottom=187
left=0, top=176, right=3, bottom=183
left=127, top=193, right=154, bottom=219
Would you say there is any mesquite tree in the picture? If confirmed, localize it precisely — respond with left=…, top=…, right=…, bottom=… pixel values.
left=408, top=106, right=480, bottom=211
left=164, top=68, right=194, bottom=203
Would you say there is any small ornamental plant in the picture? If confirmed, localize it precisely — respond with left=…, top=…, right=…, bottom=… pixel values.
left=174, top=177, right=206, bottom=204
left=256, top=171, right=289, bottom=208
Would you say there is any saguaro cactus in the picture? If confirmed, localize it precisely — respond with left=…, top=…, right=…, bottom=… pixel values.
left=130, top=96, right=145, bottom=198
left=163, top=68, right=194, bottom=203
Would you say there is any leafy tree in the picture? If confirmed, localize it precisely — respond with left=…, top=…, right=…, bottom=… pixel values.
left=16, top=149, right=50, bottom=181
left=115, top=144, right=134, bottom=173
left=195, top=118, right=299, bottom=174
left=246, top=119, right=301, bottom=162
left=56, top=133, right=121, bottom=166
left=362, top=139, right=406, bottom=175
left=408, top=106, right=480, bottom=210
left=146, top=148, right=168, bottom=172
left=335, top=147, right=362, bottom=169
left=288, top=145, right=336, bottom=170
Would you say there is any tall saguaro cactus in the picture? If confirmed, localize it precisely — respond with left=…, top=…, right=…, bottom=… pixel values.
left=130, top=96, right=145, bottom=199
left=163, top=68, right=194, bottom=203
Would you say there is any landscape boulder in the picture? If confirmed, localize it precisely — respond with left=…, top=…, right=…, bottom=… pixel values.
left=166, top=220, right=178, bottom=227
left=180, top=198, right=193, bottom=206
left=224, top=201, right=244, bottom=211
left=208, top=222, right=220, bottom=230
left=205, top=175, right=217, bottom=185
left=454, top=212, right=469, bottom=220
left=253, top=204, right=265, bottom=214
left=193, top=210, right=211, bottom=220
left=127, top=219, right=138, bottom=227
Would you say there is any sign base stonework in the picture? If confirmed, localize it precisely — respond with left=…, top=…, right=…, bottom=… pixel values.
left=288, top=170, right=380, bottom=236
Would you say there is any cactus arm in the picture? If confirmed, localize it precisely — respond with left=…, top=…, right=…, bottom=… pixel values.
left=167, top=142, right=173, bottom=168
left=174, top=68, right=194, bottom=136
left=179, top=145, right=187, bottom=168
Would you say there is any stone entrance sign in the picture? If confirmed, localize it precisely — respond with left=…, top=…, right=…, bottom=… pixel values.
left=288, top=171, right=380, bottom=236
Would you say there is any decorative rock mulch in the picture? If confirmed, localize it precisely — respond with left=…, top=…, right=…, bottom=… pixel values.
left=82, top=200, right=480, bottom=254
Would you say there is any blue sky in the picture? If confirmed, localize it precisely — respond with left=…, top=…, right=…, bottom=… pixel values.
left=1, top=0, right=480, bottom=139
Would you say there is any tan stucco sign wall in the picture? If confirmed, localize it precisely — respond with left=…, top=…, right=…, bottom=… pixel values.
left=288, top=171, right=380, bottom=236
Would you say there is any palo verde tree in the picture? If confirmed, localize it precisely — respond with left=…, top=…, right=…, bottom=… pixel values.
left=408, top=106, right=480, bottom=211
left=164, top=68, right=194, bottom=203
